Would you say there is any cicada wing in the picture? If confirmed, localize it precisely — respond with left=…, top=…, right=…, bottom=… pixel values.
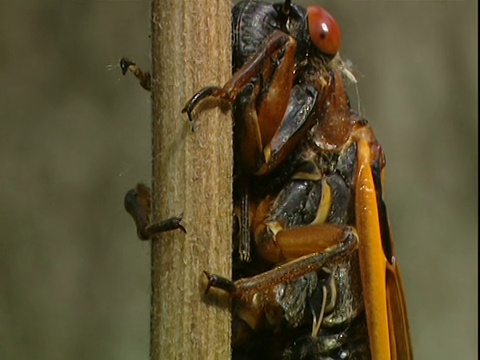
left=386, top=261, right=413, bottom=359
left=355, top=135, right=413, bottom=360
left=376, top=164, right=413, bottom=359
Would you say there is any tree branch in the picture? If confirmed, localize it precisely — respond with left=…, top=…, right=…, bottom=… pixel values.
left=150, top=0, right=232, bottom=359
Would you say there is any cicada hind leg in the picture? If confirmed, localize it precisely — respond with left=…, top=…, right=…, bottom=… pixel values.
left=124, top=183, right=185, bottom=240
left=205, top=230, right=359, bottom=358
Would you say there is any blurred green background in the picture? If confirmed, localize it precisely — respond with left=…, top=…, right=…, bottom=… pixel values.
left=0, top=0, right=477, bottom=359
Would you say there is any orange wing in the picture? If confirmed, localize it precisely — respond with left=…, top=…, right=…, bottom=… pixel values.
left=354, top=128, right=413, bottom=359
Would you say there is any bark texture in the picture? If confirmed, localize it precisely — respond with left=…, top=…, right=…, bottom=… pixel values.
left=150, top=1, right=232, bottom=359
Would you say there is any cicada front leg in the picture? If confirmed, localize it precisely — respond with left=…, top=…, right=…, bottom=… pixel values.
left=182, top=30, right=319, bottom=176
left=124, top=183, right=185, bottom=240
left=119, top=58, right=151, bottom=92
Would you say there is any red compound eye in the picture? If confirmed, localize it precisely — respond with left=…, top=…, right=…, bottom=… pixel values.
left=307, top=6, right=341, bottom=57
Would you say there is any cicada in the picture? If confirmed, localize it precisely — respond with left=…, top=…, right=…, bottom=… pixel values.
left=182, top=1, right=413, bottom=359
left=123, top=0, right=413, bottom=359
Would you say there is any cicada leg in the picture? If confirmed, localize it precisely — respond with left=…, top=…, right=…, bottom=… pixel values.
left=182, top=31, right=295, bottom=122
left=119, top=58, right=151, bottom=92
left=124, top=183, right=185, bottom=240
left=182, top=30, right=319, bottom=176
left=252, top=158, right=353, bottom=263
left=205, top=229, right=358, bottom=343
left=234, top=228, right=357, bottom=292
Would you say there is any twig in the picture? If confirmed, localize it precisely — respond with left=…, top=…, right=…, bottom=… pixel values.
left=149, top=1, right=232, bottom=359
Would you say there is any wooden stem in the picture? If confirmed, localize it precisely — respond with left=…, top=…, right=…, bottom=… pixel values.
left=150, top=0, right=232, bottom=359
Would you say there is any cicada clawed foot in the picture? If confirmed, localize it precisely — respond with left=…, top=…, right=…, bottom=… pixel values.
left=181, top=86, right=228, bottom=122
left=181, top=86, right=234, bottom=134
left=203, top=271, right=236, bottom=295
left=145, top=215, right=186, bottom=236
left=119, top=57, right=151, bottom=92
left=124, top=183, right=186, bottom=240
